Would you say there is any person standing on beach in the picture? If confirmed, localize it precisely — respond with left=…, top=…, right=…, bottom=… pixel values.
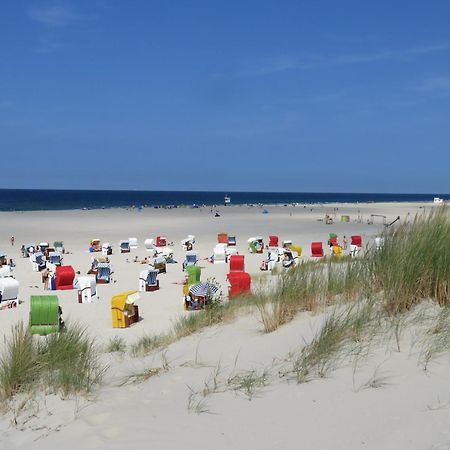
left=11, top=236, right=14, bottom=246
left=343, top=236, right=348, bottom=250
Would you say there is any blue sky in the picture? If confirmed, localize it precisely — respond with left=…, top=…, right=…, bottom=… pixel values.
left=1, top=0, right=449, bottom=193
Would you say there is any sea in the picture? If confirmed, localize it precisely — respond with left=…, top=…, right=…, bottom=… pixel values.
left=0, top=189, right=446, bottom=212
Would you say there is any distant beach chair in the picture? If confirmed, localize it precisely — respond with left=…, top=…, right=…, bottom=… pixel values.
left=54, top=265, right=75, bottom=290
left=183, top=251, right=199, bottom=271
left=269, top=235, right=279, bottom=247
left=120, top=240, right=130, bottom=253
left=96, top=262, right=112, bottom=283
left=228, top=235, right=237, bottom=246
left=74, top=276, right=96, bottom=303
left=139, top=269, right=159, bottom=292
left=217, top=233, right=228, bottom=244
left=111, top=291, right=140, bottom=328
left=229, top=255, right=245, bottom=272
left=0, top=277, right=19, bottom=309
left=311, top=242, right=324, bottom=257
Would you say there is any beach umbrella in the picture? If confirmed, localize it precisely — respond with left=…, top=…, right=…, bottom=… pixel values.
left=189, top=282, right=219, bottom=297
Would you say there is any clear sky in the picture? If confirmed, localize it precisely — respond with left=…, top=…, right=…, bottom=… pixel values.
left=1, top=0, right=449, bottom=193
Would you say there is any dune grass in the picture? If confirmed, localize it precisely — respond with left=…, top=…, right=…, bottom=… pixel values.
left=0, top=322, right=105, bottom=402
left=106, top=336, right=127, bottom=354
left=370, top=208, right=450, bottom=312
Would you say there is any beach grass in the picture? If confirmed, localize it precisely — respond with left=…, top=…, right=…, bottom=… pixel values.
left=0, top=322, right=105, bottom=402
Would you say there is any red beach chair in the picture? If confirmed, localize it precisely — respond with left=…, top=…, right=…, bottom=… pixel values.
left=229, top=255, right=245, bottom=272
left=55, top=265, right=75, bottom=290
left=156, top=236, right=167, bottom=247
left=311, top=242, right=324, bottom=257
left=269, top=235, right=279, bottom=247
left=217, top=233, right=228, bottom=244
left=227, top=272, right=251, bottom=298
left=351, top=236, right=362, bottom=247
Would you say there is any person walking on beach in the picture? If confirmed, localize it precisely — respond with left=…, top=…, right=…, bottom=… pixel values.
left=343, top=236, right=348, bottom=250
left=42, top=268, right=50, bottom=290
left=10, top=236, right=14, bottom=246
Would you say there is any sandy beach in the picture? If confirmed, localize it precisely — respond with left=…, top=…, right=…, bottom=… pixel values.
left=1, top=201, right=449, bottom=450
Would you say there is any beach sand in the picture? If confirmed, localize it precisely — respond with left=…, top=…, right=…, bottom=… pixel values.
left=1, top=201, right=448, bottom=449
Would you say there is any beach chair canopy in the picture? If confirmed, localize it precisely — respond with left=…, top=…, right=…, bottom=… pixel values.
left=351, top=235, right=362, bottom=247
left=228, top=235, right=237, bottom=245
left=145, top=269, right=158, bottom=285
left=29, top=295, right=62, bottom=335
left=332, top=246, right=343, bottom=257
left=55, top=265, right=75, bottom=290
left=189, top=282, right=219, bottom=298
left=35, top=252, right=45, bottom=265
left=268, top=235, right=279, bottom=247
left=0, top=277, right=19, bottom=301
left=290, top=245, right=302, bottom=257
left=129, top=237, right=138, bottom=248
left=54, top=241, right=64, bottom=248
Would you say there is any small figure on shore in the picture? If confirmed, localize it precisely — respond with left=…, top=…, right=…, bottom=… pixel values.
left=11, top=236, right=14, bottom=246
left=343, top=236, right=348, bottom=250
left=42, top=268, right=50, bottom=290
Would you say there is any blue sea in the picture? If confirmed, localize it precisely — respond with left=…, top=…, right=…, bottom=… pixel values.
left=0, top=189, right=446, bottom=212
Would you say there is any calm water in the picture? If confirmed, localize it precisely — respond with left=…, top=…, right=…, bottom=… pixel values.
left=0, top=189, right=445, bottom=212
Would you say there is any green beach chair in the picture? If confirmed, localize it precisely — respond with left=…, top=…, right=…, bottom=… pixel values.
left=29, top=295, right=63, bottom=335
left=186, top=266, right=201, bottom=285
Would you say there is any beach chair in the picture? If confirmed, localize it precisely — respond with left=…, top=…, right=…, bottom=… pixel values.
left=182, top=251, right=199, bottom=271
left=156, top=247, right=174, bottom=263
left=39, top=242, right=50, bottom=255
left=332, top=245, right=343, bottom=258
left=102, top=243, right=113, bottom=255
left=269, top=235, right=279, bottom=247
left=213, top=244, right=226, bottom=263
left=282, top=250, right=298, bottom=268
left=156, top=236, right=167, bottom=247
left=311, top=242, right=324, bottom=257
left=145, top=238, right=155, bottom=252
left=186, top=266, right=201, bottom=285
left=90, top=239, right=101, bottom=252
left=227, top=272, right=251, bottom=298
left=349, top=244, right=361, bottom=258
left=282, top=240, right=292, bottom=249
left=120, top=240, right=130, bottom=253
left=248, top=237, right=264, bottom=254
left=229, top=255, right=245, bottom=272
left=351, top=236, right=362, bottom=247
left=111, top=291, right=140, bottom=328
left=48, top=252, right=62, bottom=267
left=228, top=235, right=237, bottom=246
left=217, top=233, right=228, bottom=244
left=34, top=252, right=46, bottom=271
left=0, top=265, right=12, bottom=278
left=328, top=233, right=338, bottom=247
left=54, top=241, right=64, bottom=252
left=29, top=295, right=63, bottom=335
left=375, top=237, right=385, bottom=251
left=96, top=262, right=112, bottom=283
left=291, top=244, right=302, bottom=257
left=181, top=235, right=195, bottom=251
left=129, top=237, right=138, bottom=249
left=153, top=256, right=166, bottom=273
left=54, top=265, right=75, bottom=290
left=0, top=277, right=19, bottom=309
left=139, top=269, right=159, bottom=292
left=74, top=276, right=96, bottom=303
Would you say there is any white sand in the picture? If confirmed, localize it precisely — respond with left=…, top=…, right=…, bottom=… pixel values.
left=1, top=201, right=449, bottom=449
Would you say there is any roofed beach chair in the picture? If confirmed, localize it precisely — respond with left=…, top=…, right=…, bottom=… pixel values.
left=111, top=291, right=140, bottom=328
left=227, top=272, right=251, bottom=298
left=311, top=242, right=324, bottom=257
left=0, top=277, right=19, bottom=309
left=29, top=295, right=64, bottom=335
left=183, top=251, right=199, bottom=271
left=139, top=269, right=159, bottom=292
